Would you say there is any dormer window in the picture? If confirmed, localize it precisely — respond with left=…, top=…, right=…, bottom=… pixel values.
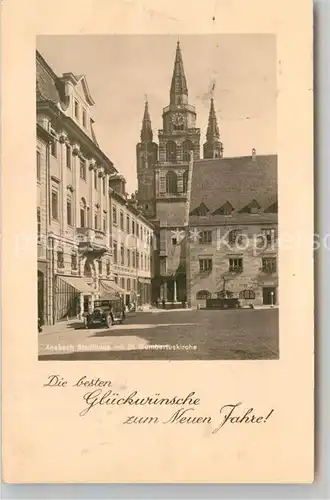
left=190, top=202, right=209, bottom=217
left=240, top=199, right=260, bottom=214
left=74, top=100, right=79, bottom=120
left=213, top=201, right=234, bottom=216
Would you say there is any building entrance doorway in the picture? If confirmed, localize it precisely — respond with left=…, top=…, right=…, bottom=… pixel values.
left=263, top=287, right=276, bottom=305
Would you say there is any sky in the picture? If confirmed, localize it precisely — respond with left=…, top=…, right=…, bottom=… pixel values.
left=37, top=34, right=277, bottom=193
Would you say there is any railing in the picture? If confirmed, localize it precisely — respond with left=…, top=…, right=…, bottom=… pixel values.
left=76, top=227, right=108, bottom=248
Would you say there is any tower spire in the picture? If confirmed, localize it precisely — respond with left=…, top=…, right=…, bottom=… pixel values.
left=140, top=98, right=153, bottom=142
left=204, top=96, right=223, bottom=159
left=206, top=97, right=220, bottom=141
left=170, top=40, right=188, bottom=105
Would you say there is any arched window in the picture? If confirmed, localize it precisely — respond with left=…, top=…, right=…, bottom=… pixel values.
left=196, top=290, right=211, bottom=300
left=182, top=140, right=192, bottom=162
left=80, top=198, right=87, bottom=228
left=166, top=170, right=178, bottom=194
left=239, top=289, right=256, bottom=299
left=182, top=170, right=189, bottom=192
left=166, top=141, right=176, bottom=162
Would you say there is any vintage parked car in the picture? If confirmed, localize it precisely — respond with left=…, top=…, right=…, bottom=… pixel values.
left=85, top=295, right=125, bottom=329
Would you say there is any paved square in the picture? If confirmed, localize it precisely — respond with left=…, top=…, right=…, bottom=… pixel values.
left=39, top=308, right=279, bottom=360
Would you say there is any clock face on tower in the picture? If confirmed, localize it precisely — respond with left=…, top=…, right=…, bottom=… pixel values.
left=171, top=113, right=185, bottom=127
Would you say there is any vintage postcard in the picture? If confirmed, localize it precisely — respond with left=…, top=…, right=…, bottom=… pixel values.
left=2, top=0, right=314, bottom=483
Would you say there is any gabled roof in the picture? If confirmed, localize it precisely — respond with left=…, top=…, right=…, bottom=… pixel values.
left=36, top=51, right=67, bottom=108
left=189, top=155, right=278, bottom=225
left=61, top=73, right=95, bottom=105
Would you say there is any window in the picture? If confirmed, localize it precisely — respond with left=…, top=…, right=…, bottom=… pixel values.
left=51, top=138, right=57, bottom=158
left=127, top=249, right=131, bottom=267
left=136, top=223, right=139, bottom=238
left=106, top=260, right=110, bottom=276
left=228, top=229, right=243, bottom=246
left=120, top=245, right=125, bottom=265
left=120, top=277, right=125, bottom=290
left=57, top=249, right=64, bottom=268
left=229, top=258, right=243, bottom=273
left=80, top=198, right=86, bottom=227
left=66, top=145, right=71, bottom=169
left=82, top=109, right=87, bottom=128
left=113, top=241, right=118, bottom=263
left=132, top=250, right=136, bottom=268
left=98, top=259, right=102, bottom=276
left=74, top=99, right=79, bottom=120
left=120, top=211, right=124, bottom=230
left=166, top=141, right=176, bottom=162
left=67, top=198, right=72, bottom=226
left=132, top=220, right=135, bottom=235
left=144, top=254, right=147, bottom=270
left=262, top=257, right=277, bottom=274
left=94, top=207, right=100, bottom=230
left=94, top=170, right=98, bottom=189
left=37, top=207, right=41, bottom=242
left=126, top=215, right=130, bottom=232
left=213, top=201, right=234, bottom=216
left=71, top=251, right=78, bottom=271
left=136, top=251, right=140, bottom=269
left=102, top=177, right=106, bottom=195
left=182, top=140, right=192, bottom=162
left=239, top=289, right=255, bottom=299
left=51, top=190, right=59, bottom=220
left=127, top=279, right=131, bottom=292
left=166, top=170, right=178, bottom=194
left=36, top=151, right=41, bottom=181
left=199, top=258, right=212, bottom=272
left=261, top=228, right=277, bottom=247
left=114, top=275, right=118, bottom=284
left=103, top=216, right=106, bottom=233
left=196, top=290, right=211, bottom=300
left=80, top=159, right=86, bottom=180
left=112, top=206, right=117, bottom=225
left=183, top=170, right=188, bottom=192
left=199, top=230, right=212, bottom=244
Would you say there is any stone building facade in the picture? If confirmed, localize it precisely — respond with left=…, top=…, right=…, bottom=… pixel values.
left=108, top=174, right=154, bottom=308
left=187, top=154, right=278, bottom=308
left=36, top=51, right=154, bottom=324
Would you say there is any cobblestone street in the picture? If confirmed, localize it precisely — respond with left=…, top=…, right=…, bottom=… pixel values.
left=39, top=308, right=279, bottom=360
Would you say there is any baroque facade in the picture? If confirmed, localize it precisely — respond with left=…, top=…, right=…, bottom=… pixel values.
left=135, top=41, right=278, bottom=307
left=37, top=51, right=154, bottom=325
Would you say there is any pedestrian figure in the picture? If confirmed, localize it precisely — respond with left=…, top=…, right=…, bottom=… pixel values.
left=162, top=298, right=166, bottom=309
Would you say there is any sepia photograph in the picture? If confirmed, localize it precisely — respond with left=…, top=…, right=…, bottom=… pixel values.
left=36, top=34, right=278, bottom=361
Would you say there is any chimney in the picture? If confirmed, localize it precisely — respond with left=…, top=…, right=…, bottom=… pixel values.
left=252, top=148, right=256, bottom=161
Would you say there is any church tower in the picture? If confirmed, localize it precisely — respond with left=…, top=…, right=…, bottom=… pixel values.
left=136, top=99, right=158, bottom=218
left=154, top=40, right=201, bottom=304
left=203, top=97, right=223, bottom=159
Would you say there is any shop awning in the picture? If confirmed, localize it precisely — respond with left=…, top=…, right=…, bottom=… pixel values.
left=58, top=276, right=95, bottom=293
left=100, top=279, right=125, bottom=296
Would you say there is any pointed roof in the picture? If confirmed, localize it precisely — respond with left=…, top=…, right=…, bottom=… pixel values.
left=206, top=98, right=220, bottom=141
left=140, top=99, right=153, bottom=142
left=170, top=41, right=188, bottom=104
